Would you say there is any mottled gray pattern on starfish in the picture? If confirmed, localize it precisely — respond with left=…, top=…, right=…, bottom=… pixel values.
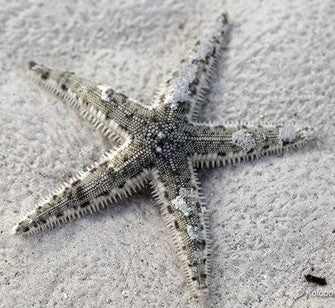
left=15, top=12, right=315, bottom=300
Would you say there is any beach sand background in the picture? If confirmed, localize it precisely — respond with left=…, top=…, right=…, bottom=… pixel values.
left=1, top=0, right=334, bottom=307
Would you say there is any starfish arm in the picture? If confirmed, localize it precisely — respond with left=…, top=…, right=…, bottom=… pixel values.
left=26, top=61, right=153, bottom=142
left=189, top=123, right=316, bottom=168
left=151, top=158, right=210, bottom=299
left=154, top=13, right=228, bottom=119
left=15, top=143, right=150, bottom=236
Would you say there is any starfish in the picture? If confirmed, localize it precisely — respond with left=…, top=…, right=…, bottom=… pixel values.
left=15, top=12, right=315, bottom=302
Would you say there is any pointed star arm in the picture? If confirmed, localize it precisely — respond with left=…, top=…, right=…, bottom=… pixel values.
left=154, top=13, right=228, bottom=119
left=26, top=61, right=153, bottom=142
left=151, top=158, right=210, bottom=298
left=15, top=143, right=150, bottom=235
left=189, top=123, right=316, bottom=168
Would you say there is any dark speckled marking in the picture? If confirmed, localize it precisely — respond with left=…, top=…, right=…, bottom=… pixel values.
left=41, top=71, right=50, bottom=80
left=28, top=61, right=37, bottom=69
left=98, top=191, right=109, bottom=197
left=61, top=84, right=68, bottom=91
left=71, top=180, right=81, bottom=187
left=80, top=201, right=90, bottom=208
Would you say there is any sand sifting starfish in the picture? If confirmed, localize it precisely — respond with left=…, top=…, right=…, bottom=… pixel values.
left=15, top=12, right=315, bottom=302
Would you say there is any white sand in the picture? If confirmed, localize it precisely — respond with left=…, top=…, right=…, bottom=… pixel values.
left=1, top=1, right=334, bottom=307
